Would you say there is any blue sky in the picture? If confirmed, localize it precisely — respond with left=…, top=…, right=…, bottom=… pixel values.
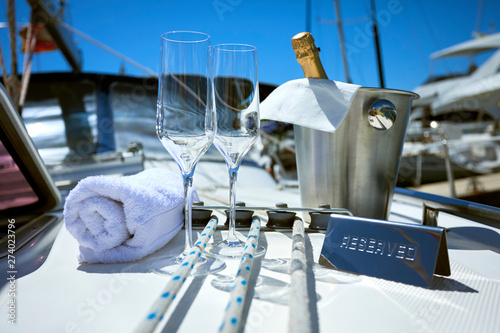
left=1, top=0, right=499, bottom=92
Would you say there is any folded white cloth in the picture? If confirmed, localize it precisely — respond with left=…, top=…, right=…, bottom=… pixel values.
left=260, top=78, right=361, bottom=133
left=64, top=168, right=194, bottom=264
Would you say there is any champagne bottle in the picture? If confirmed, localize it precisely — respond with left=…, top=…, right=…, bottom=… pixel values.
left=291, top=32, right=328, bottom=79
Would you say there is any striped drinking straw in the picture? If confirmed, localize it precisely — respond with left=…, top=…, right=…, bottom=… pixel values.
left=219, top=216, right=262, bottom=333
left=135, top=216, right=219, bottom=333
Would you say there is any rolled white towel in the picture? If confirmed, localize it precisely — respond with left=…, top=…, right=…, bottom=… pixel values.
left=64, top=168, right=194, bottom=264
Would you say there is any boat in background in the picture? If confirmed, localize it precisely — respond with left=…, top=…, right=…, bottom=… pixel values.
left=396, top=32, right=500, bottom=205
left=412, top=32, right=500, bottom=121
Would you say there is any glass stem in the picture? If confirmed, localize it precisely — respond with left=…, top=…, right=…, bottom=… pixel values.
left=227, top=166, right=239, bottom=241
left=183, top=171, right=194, bottom=253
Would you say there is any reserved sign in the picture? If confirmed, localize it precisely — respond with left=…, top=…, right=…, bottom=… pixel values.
left=319, top=214, right=450, bottom=288
left=339, top=234, right=418, bottom=261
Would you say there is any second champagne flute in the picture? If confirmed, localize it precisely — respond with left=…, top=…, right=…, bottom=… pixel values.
left=211, top=44, right=266, bottom=258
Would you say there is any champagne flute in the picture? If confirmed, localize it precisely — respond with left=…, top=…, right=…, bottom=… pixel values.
left=154, top=31, right=225, bottom=275
left=210, top=44, right=266, bottom=258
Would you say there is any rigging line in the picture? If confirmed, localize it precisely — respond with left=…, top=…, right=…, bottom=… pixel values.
left=306, top=0, right=311, bottom=32
left=333, top=0, right=351, bottom=83
left=317, top=15, right=371, bottom=26
left=56, top=20, right=157, bottom=77
left=414, top=0, right=451, bottom=74
left=6, top=0, right=20, bottom=111
left=20, top=20, right=33, bottom=81
left=349, top=55, right=366, bottom=87
left=61, top=0, right=73, bottom=29
left=0, top=37, right=9, bottom=83
left=19, top=22, right=37, bottom=109
left=7, top=0, right=16, bottom=75
left=475, top=0, right=484, bottom=33
left=314, top=1, right=331, bottom=75
left=400, top=4, right=428, bottom=72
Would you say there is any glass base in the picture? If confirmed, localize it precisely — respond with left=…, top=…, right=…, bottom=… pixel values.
left=211, top=274, right=263, bottom=291
left=209, top=238, right=266, bottom=258
left=150, top=253, right=226, bottom=276
left=211, top=274, right=293, bottom=306
left=261, top=258, right=290, bottom=274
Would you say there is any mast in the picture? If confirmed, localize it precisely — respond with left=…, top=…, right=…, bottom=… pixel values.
left=332, top=0, right=352, bottom=83
left=371, top=0, right=385, bottom=88
left=26, top=0, right=82, bottom=72
left=306, top=0, right=312, bottom=33
left=317, top=1, right=386, bottom=87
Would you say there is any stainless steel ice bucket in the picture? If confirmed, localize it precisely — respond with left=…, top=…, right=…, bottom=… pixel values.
left=295, top=87, right=419, bottom=220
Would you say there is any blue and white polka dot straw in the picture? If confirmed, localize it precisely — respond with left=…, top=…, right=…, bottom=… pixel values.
left=134, top=217, right=218, bottom=333
left=219, top=216, right=261, bottom=333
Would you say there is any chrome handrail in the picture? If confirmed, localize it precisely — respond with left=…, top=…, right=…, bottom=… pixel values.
left=394, top=187, right=500, bottom=229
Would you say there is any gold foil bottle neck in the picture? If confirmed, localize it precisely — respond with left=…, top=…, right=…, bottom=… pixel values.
left=291, top=32, right=316, bottom=51
left=291, top=32, right=328, bottom=79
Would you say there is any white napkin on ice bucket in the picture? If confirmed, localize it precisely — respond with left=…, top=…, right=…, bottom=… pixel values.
left=260, top=78, right=361, bottom=132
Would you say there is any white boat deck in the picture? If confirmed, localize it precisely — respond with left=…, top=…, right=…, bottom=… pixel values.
left=1, top=162, right=499, bottom=333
